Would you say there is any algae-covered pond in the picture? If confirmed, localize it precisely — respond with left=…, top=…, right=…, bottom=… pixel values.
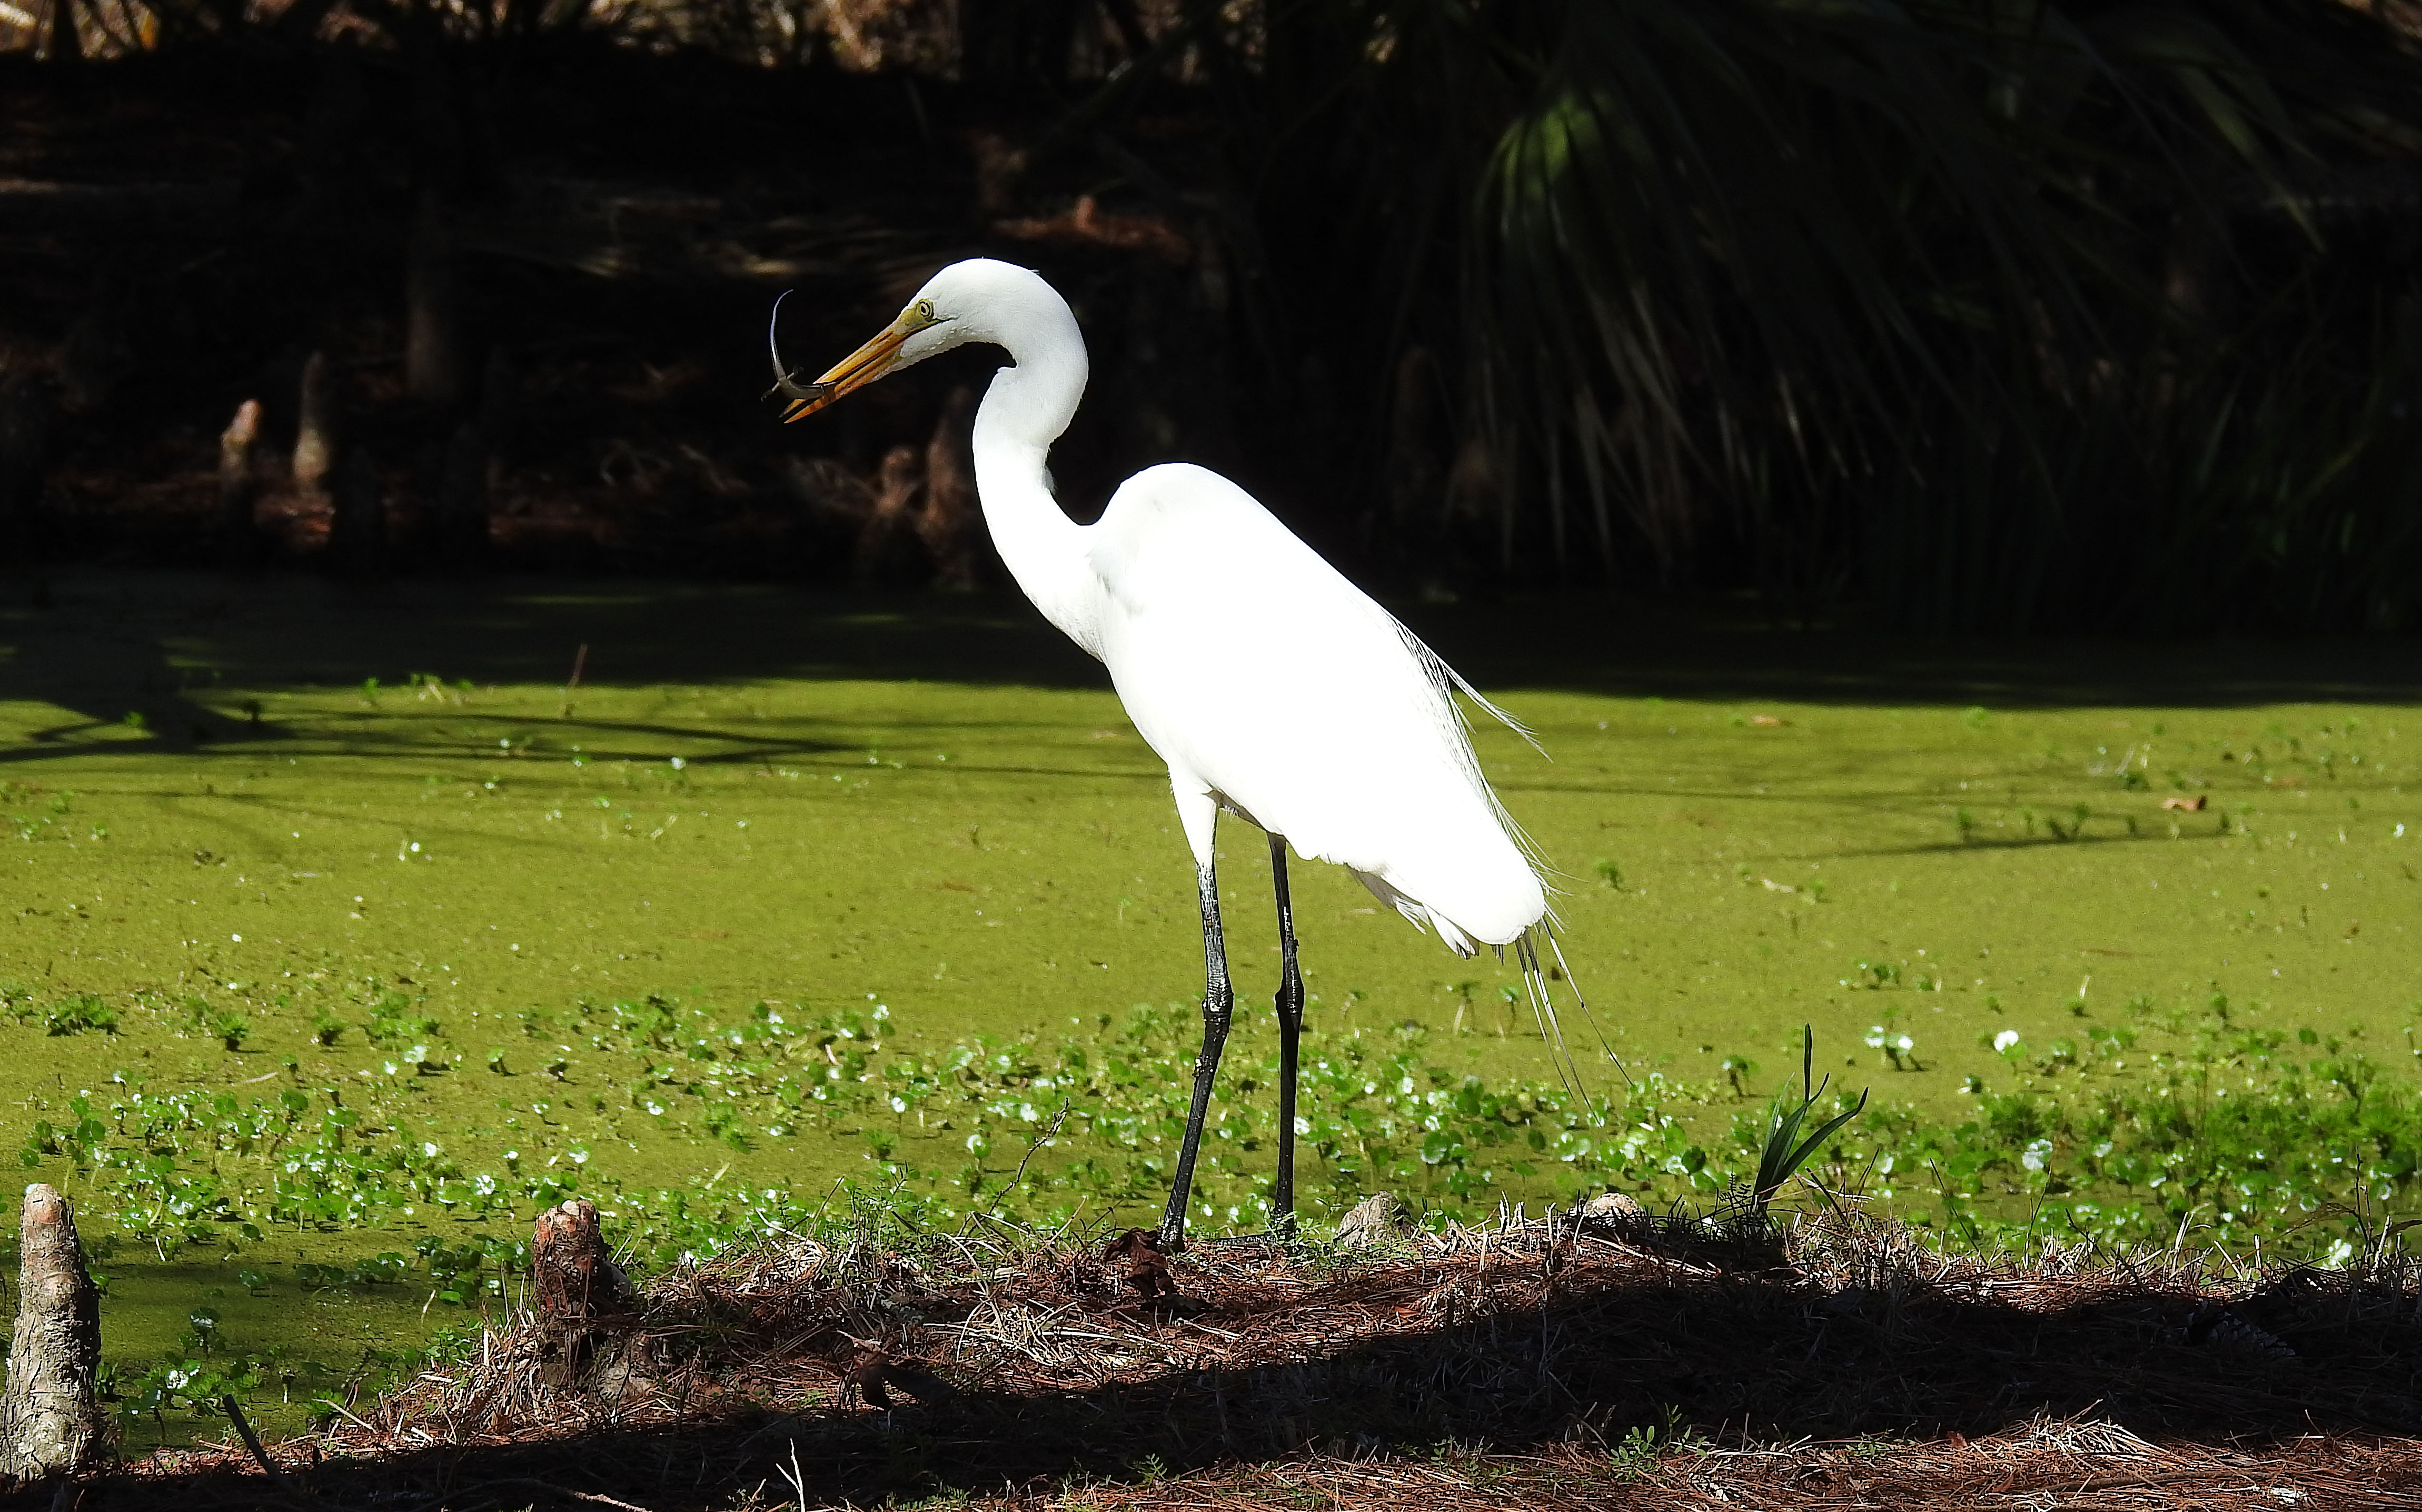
left=4, top=573, right=2419, bottom=1443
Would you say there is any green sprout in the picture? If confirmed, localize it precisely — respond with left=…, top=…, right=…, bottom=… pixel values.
left=1752, top=1025, right=1868, bottom=1214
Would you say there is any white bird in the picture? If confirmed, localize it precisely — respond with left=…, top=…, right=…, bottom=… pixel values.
left=771, top=258, right=1584, bottom=1247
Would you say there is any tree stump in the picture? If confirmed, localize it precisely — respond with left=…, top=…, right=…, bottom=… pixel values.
left=292, top=350, right=336, bottom=498
left=475, top=347, right=518, bottom=538
left=478, top=345, right=517, bottom=450
left=55, top=273, right=128, bottom=416
left=217, top=399, right=262, bottom=570
left=0, top=373, right=52, bottom=587
left=436, top=422, right=489, bottom=569
left=919, top=385, right=984, bottom=589
left=405, top=191, right=463, bottom=410
left=0, top=1185, right=103, bottom=1483
left=410, top=44, right=464, bottom=203
left=852, top=444, right=926, bottom=586
left=301, top=44, right=369, bottom=220
left=325, top=447, right=385, bottom=581
left=531, top=1199, right=636, bottom=1387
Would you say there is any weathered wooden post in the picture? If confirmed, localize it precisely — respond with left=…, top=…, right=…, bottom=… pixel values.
left=0, top=1185, right=104, bottom=1483
left=218, top=398, right=262, bottom=569
left=531, top=1199, right=636, bottom=1387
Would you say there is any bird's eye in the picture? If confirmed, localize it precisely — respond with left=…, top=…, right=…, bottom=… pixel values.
left=914, top=299, right=937, bottom=323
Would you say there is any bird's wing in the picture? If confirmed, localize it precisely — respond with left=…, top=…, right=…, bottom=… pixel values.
left=1088, top=464, right=1546, bottom=947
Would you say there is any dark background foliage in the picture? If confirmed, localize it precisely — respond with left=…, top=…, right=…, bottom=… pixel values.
left=1, top=0, right=2418, bottom=632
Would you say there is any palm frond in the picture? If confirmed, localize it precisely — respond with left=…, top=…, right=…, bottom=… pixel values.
left=1250, top=0, right=2422, bottom=629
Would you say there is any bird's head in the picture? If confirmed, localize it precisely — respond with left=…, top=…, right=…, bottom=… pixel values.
left=768, top=258, right=1058, bottom=422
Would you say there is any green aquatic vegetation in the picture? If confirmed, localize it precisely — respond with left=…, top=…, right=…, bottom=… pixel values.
left=46, top=993, right=120, bottom=1037
left=363, top=993, right=441, bottom=1046
left=19, top=979, right=2413, bottom=1279
left=49, top=1074, right=581, bottom=1259
left=7, top=982, right=120, bottom=1037
left=111, top=1351, right=267, bottom=1444
left=19, top=1093, right=109, bottom=1174
left=12, top=989, right=1703, bottom=1269
left=1751, top=1028, right=1868, bottom=1215
left=1865, top=1008, right=1918, bottom=1071
left=1853, top=1013, right=2422, bottom=1257
left=1720, top=1055, right=1756, bottom=1098
left=1, top=975, right=2416, bottom=1445
left=187, top=996, right=249, bottom=1051
left=5, top=581, right=2421, bottom=1441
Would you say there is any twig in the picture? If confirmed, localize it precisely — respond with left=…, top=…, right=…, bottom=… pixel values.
left=776, top=1439, right=808, bottom=1512
left=559, top=642, right=588, bottom=718
left=219, top=1394, right=292, bottom=1489
left=968, top=1102, right=1069, bottom=1228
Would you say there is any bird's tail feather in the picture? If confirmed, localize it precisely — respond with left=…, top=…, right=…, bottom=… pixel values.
left=1542, top=928, right=1625, bottom=1091
left=1512, top=927, right=1625, bottom=1114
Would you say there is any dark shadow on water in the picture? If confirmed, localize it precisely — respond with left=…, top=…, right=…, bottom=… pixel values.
left=0, top=573, right=1099, bottom=774
left=35, top=1246, right=2419, bottom=1509
left=1422, top=598, right=2422, bottom=710
left=3, top=576, right=2415, bottom=757
left=0, top=572, right=1102, bottom=715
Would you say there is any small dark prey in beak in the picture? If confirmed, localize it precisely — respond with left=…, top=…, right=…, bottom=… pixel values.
left=764, top=291, right=830, bottom=405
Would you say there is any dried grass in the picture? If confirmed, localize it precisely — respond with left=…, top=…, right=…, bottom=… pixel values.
left=81, top=1209, right=2422, bottom=1510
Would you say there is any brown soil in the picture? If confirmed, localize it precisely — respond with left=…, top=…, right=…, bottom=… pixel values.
left=40, top=1211, right=2422, bottom=1510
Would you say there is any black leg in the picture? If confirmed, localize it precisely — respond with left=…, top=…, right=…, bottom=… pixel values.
left=1268, top=833, right=1304, bottom=1237
left=1159, top=860, right=1233, bottom=1248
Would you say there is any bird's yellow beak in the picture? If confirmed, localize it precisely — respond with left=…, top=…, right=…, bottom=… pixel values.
left=780, top=321, right=914, bottom=423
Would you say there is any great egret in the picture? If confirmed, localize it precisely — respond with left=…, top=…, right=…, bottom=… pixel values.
left=770, top=258, right=1583, bottom=1247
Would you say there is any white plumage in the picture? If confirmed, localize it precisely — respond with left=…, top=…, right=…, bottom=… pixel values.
left=1091, top=461, right=1544, bottom=954
left=772, top=258, right=1579, bottom=1245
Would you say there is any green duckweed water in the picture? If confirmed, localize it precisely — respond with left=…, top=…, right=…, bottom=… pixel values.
left=3, top=573, right=2418, bottom=1444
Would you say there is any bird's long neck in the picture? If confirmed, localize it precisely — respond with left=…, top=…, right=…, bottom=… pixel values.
left=971, top=310, right=1101, bottom=656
